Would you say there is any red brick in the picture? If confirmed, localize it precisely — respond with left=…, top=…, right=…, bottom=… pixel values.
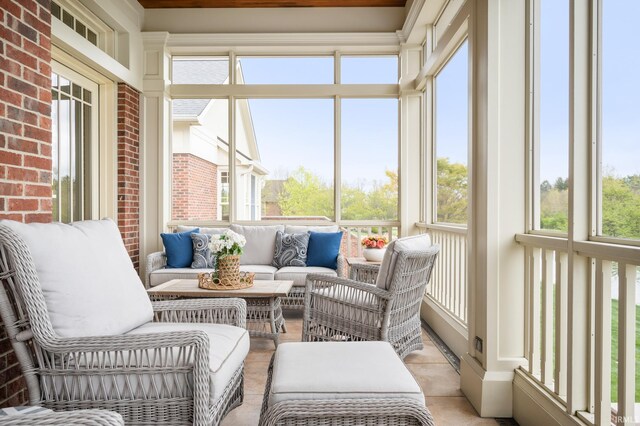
left=7, top=137, right=38, bottom=154
left=7, top=105, right=38, bottom=126
left=23, top=154, right=49, bottom=170
left=0, top=150, right=22, bottom=166
left=7, top=75, right=37, bottom=98
left=23, top=124, right=49, bottom=142
left=0, top=118, right=22, bottom=136
left=25, top=212, right=51, bottom=223
left=25, top=183, right=50, bottom=197
left=0, top=0, right=22, bottom=20
left=0, top=182, right=23, bottom=196
left=7, top=166, right=38, bottom=182
left=5, top=44, right=37, bottom=71
left=8, top=198, right=38, bottom=211
left=0, top=87, right=23, bottom=107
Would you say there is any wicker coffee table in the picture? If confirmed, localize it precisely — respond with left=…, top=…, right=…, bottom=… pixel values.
left=147, top=279, right=294, bottom=347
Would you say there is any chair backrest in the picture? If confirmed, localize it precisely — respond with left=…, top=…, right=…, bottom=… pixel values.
left=0, top=219, right=153, bottom=339
left=376, top=234, right=432, bottom=290
left=381, top=243, right=440, bottom=333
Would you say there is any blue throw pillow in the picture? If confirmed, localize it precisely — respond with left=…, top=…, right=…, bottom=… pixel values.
left=306, top=231, right=343, bottom=270
left=161, top=228, right=199, bottom=268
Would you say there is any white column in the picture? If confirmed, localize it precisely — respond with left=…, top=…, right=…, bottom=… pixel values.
left=140, top=32, right=172, bottom=275
left=399, top=44, right=423, bottom=236
left=460, top=0, right=528, bottom=417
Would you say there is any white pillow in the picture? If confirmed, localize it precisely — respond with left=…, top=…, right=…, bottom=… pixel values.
left=375, top=234, right=431, bottom=290
left=230, top=224, right=284, bottom=265
left=1, top=219, right=153, bottom=337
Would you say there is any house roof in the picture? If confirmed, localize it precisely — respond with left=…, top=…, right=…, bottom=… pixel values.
left=172, top=59, right=229, bottom=116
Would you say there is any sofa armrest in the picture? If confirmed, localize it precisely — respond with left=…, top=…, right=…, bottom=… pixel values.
left=336, top=253, right=346, bottom=278
left=152, top=298, right=247, bottom=329
left=145, top=251, right=166, bottom=288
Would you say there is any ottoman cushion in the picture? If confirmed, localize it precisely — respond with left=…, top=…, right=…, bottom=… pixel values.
left=268, top=341, right=425, bottom=406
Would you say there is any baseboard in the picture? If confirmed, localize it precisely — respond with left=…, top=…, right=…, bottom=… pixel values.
left=460, top=354, right=515, bottom=417
left=420, top=296, right=468, bottom=358
left=512, top=370, right=590, bottom=426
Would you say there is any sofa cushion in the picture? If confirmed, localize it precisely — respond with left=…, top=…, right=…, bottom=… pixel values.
left=161, top=228, right=199, bottom=268
left=275, top=266, right=337, bottom=286
left=48, top=323, right=249, bottom=404
left=272, top=231, right=309, bottom=268
left=239, top=265, right=277, bottom=280
left=268, top=342, right=424, bottom=406
left=376, top=234, right=431, bottom=290
left=191, top=233, right=215, bottom=269
left=284, top=225, right=339, bottom=234
left=306, top=231, right=343, bottom=270
left=149, top=268, right=215, bottom=287
left=230, top=224, right=284, bottom=265
left=1, top=219, right=153, bottom=337
left=177, top=225, right=227, bottom=236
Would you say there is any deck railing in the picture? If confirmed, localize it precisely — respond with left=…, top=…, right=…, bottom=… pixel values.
left=516, top=233, right=639, bottom=425
left=419, top=223, right=468, bottom=327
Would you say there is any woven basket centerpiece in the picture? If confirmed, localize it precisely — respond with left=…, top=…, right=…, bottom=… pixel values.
left=198, top=255, right=255, bottom=290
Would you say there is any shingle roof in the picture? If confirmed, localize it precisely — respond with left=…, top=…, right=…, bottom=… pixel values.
left=172, top=59, right=229, bottom=117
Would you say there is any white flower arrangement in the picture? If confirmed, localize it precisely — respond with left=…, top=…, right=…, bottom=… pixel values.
left=209, top=229, right=246, bottom=257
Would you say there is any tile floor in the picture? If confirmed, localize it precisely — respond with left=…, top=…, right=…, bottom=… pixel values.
left=221, top=312, right=498, bottom=426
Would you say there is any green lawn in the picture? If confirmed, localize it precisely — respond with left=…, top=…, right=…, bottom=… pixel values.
left=610, top=299, right=640, bottom=402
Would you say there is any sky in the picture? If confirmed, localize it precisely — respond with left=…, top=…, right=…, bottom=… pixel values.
left=238, top=56, right=399, bottom=188
left=539, top=0, right=640, bottom=182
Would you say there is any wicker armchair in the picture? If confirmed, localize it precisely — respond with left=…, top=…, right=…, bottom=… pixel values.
left=0, top=409, right=124, bottom=425
left=303, top=236, right=439, bottom=359
left=0, top=220, right=249, bottom=426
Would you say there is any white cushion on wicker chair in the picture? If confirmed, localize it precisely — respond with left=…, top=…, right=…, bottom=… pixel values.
left=376, top=235, right=431, bottom=290
left=275, top=266, right=337, bottom=286
left=1, top=219, right=153, bottom=337
left=268, top=341, right=424, bottom=406
left=240, top=264, right=278, bottom=280
left=230, top=225, right=284, bottom=265
left=126, top=322, right=250, bottom=403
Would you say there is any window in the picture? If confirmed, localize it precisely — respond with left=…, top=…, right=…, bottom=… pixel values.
left=341, top=56, right=398, bottom=84
left=237, top=57, right=334, bottom=84
left=599, top=0, right=640, bottom=240
left=170, top=98, right=230, bottom=221
left=220, top=171, right=229, bottom=220
left=51, top=70, right=97, bottom=223
left=433, top=40, right=468, bottom=225
left=536, top=0, right=569, bottom=233
left=341, top=99, right=398, bottom=220
left=236, top=98, right=334, bottom=221
left=172, top=57, right=230, bottom=85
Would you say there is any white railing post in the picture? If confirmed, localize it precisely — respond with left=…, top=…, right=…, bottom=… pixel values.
left=541, top=249, right=554, bottom=386
left=616, top=263, right=636, bottom=426
left=594, top=259, right=611, bottom=426
left=528, top=246, right=541, bottom=376
left=554, top=251, right=568, bottom=398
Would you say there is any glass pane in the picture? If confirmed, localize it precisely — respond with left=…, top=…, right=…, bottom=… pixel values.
left=434, top=40, right=468, bottom=225
left=236, top=99, right=334, bottom=220
left=72, top=100, right=82, bottom=221
left=237, top=57, right=333, bottom=84
left=170, top=99, right=229, bottom=221
left=172, top=57, right=230, bottom=85
left=538, top=0, right=569, bottom=232
left=59, top=91, right=71, bottom=223
left=341, top=99, right=398, bottom=220
left=600, top=0, right=640, bottom=240
left=51, top=78, right=59, bottom=222
left=341, top=56, right=398, bottom=84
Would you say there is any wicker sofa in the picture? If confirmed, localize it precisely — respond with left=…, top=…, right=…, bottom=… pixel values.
left=146, top=224, right=345, bottom=310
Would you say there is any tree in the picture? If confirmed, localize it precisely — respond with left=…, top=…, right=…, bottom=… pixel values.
left=436, top=158, right=468, bottom=224
left=602, top=175, right=640, bottom=239
left=278, top=167, right=333, bottom=219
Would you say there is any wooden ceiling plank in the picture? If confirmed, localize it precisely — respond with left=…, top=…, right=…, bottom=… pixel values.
left=138, top=0, right=405, bottom=8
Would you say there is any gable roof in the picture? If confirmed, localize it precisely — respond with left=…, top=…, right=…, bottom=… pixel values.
left=172, top=59, right=229, bottom=116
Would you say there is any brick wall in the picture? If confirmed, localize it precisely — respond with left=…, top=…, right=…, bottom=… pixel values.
left=117, top=83, right=141, bottom=270
left=0, top=0, right=52, bottom=407
left=172, top=153, right=218, bottom=221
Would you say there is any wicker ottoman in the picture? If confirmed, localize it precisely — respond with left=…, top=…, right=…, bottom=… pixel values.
left=259, top=341, right=435, bottom=426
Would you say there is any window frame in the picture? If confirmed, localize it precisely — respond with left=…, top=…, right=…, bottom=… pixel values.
left=169, top=51, right=402, bottom=226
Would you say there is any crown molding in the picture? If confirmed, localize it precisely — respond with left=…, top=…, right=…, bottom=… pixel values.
left=398, top=0, right=425, bottom=43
